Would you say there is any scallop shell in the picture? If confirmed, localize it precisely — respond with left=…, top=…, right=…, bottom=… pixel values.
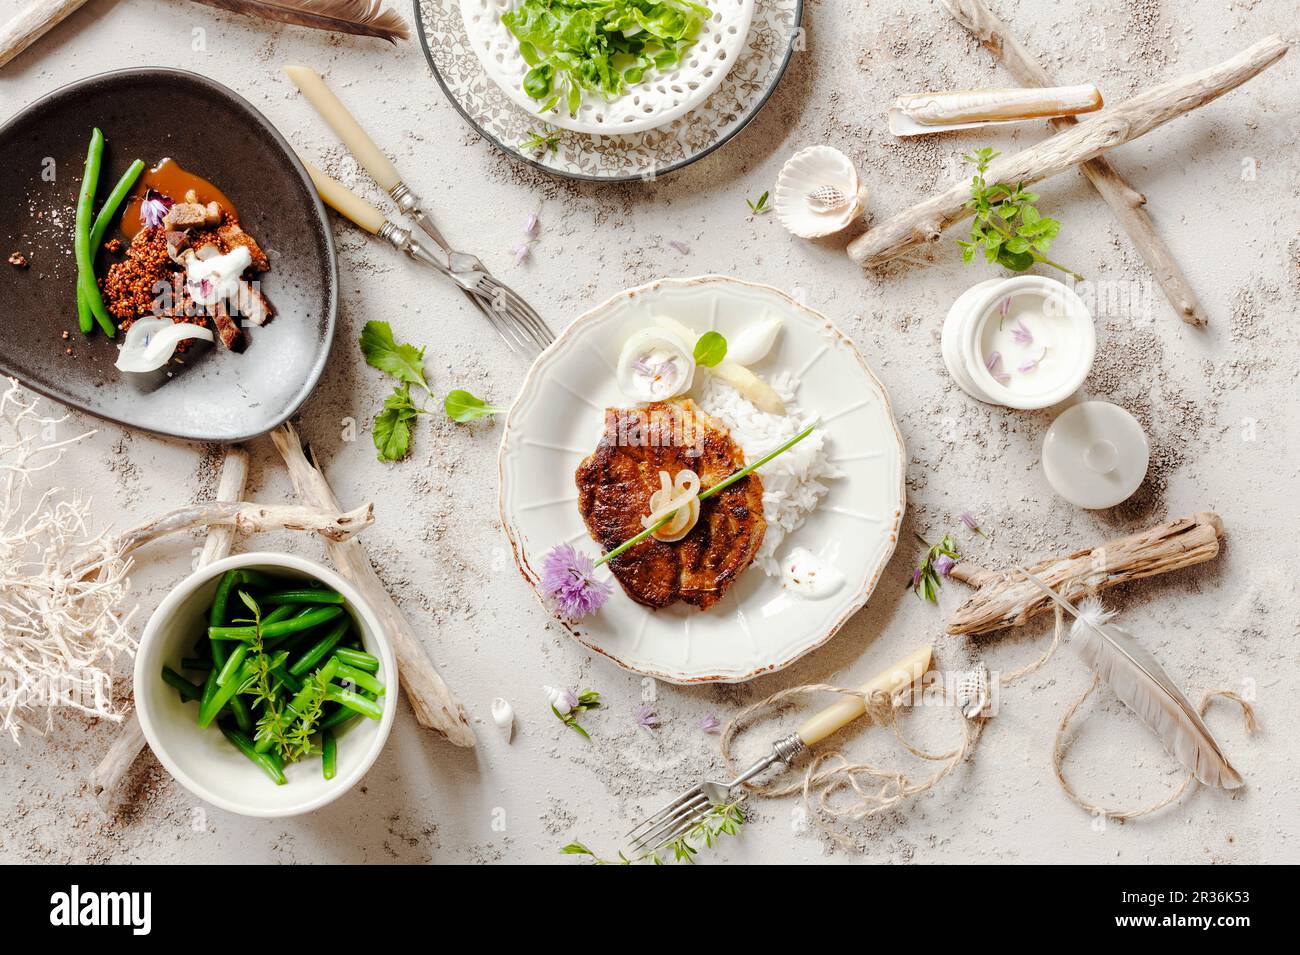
left=774, top=146, right=867, bottom=239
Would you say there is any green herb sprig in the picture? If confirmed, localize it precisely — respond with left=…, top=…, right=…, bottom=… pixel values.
left=444, top=389, right=507, bottom=423
left=910, top=533, right=961, bottom=603
left=553, top=689, right=601, bottom=739
left=360, top=320, right=433, bottom=462
left=520, top=129, right=562, bottom=155
left=562, top=799, right=746, bottom=864
left=957, top=147, right=1082, bottom=282
left=746, top=191, right=770, bottom=215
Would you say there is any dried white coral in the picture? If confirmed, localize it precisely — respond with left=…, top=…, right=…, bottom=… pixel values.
left=0, top=380, right=135, bottom=742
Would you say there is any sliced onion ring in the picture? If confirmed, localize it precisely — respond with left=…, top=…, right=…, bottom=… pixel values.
left=642, top=469, right=702, bottom=542
left=115, top=318, right=215, bottom=373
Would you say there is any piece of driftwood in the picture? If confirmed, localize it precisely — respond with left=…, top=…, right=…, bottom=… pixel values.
left=946, top=512, right=1223, bottom=636
left=90, top=447, right=251, bottom=811
left=0, top=0, right=89, bottom=69
left=847, top=35, right=1290, bottom=269
left=270, top=423, right=475, bottom=748
left=942, top=0, right=1208, bottom=327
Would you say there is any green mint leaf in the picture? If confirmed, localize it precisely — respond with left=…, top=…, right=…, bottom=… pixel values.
left=444, top=389, right=506, bottom=423
left=693, top=330, right=727, bottom=367
left=360, top=320, right=430, bottom=392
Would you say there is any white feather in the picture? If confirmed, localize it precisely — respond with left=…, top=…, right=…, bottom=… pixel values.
left=1069, top=597, right=1243, bottom=790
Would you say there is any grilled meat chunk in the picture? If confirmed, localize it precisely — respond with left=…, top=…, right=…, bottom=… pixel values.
left=576, top=398, right=765, bottom=610
left=217, top=220, right=270, bottom=272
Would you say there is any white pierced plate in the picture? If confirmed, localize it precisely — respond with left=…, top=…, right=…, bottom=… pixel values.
left=415, top=0, right=803, bottom=182
left=460, top=0, right=756, bottom=135
left=498, top=276, right=906, bottom=684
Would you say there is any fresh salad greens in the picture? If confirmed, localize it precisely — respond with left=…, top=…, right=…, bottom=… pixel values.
left=161, top=570, right=385, bottom=785
left=360, top=320, right=433, bottom=462
left=502, top=0, right=712, bottom=117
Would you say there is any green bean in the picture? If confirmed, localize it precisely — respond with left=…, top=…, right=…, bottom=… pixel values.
left=208, top=570, right=242, bottom=629
left=324, top=684, right=382, bottom=721
left=76, top=287, right=92, bottom=334
left=288, top=619, right=350, bottom=676
left=208, top=605, right=343, bottom=642
left=161, top=666, right=203, bottom=703
left=88, top=158, right=143, bottom=251
left=333, top=646, right=379, bottom=672
left=74, top=129, right=115, bottom=337
left=318, top=706, right=359, bottom=733
left=180, top=657, right=212, bottom=672
left=220, top=725, right=286, bottom=785
left=261, top=589, right=345, bottom=606
left=215, top=644, right=248, bottom=687
left=197, top=669, right=219, bottom=724
left=198, top=661, right=252, bottom=728
left=321, top=729, right=337, bottom=780
left=331, top=658, right=385, bottom=697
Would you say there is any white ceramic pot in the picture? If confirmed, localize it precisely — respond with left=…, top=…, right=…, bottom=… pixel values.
left=941, top=275, right=1095, bottom=410
left=134, top=552, right=397, bottom=818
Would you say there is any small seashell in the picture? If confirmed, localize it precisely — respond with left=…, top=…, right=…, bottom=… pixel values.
left=806, top=185, right=849, bottom=212
left=774, top=146, right=867, bottom=239
left=491, top=697, right=514, bottom=740
left=955, top=662, right=990, bottom=719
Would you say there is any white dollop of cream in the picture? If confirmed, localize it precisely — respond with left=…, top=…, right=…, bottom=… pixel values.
left=186, top=245, right=251, bottom=306
left=781, top=547, right=844, bottom=599
left=726, top=315, right=783, bottom=366
left=616, top=326, right=695, bottom=402
left=491, top=697, right=514, bottom=740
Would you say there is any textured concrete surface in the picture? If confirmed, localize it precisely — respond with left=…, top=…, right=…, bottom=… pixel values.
left=1, top=0, right=1297, bottom=864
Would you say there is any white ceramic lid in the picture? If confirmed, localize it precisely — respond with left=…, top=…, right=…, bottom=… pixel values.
left=1042, top=401, right=1149, bottom=509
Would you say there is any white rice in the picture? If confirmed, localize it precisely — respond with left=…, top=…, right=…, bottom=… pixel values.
left=698, top=371, right=839, bottom=575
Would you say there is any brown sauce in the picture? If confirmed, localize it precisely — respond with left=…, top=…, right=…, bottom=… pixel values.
left=119, top=158, right=238, bottom=238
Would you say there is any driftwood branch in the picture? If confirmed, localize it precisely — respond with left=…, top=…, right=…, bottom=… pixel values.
left=90, top=447, right=251, bottom=812
left=947, top=512, right=1223, bottom=636
left=942, top=0, right=1209, bottom=327
left=848, top=35, right=1290, bottom=269
left=110, top=499, right=373, bottom=558
left=0, top=0, right=89, bottom=69
left=270, top=423, right=475, bottom=748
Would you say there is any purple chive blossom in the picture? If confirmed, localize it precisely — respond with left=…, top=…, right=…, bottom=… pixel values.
left=635, top=704, right=660, bottom=732
left=1018, top=347, right=1047, bottom=373
left=561, top=688, right=580, bottom=711
left=522, top=212, right=540, bottom=239
left=984, top=350, right=1011, bottom=385
left=700, top=714, right=721, bottom=734
left=960, top=512, right=984, bottom=537
left=540, top=543, right=611, bottom=621
left=998, top=297, right=1012, bottom=318
left=140, top=189, right=173, bottom=229
left=668, top=239, right=690, bottom=255
left=511, top=241, right=531, bottom=265
left=1011, top=319, right=1034, bottom=346
left=934, top=554, right=956, bottom=577
left=911, top=568, right=923, bottom=587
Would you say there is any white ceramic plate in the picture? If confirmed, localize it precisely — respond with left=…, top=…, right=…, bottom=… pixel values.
left=498, top=276, right=906, bottom=683
left=460, top=0, right=756, bottom=135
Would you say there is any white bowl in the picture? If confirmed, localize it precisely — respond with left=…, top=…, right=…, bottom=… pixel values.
left=134, top=552, right=397, bottom=818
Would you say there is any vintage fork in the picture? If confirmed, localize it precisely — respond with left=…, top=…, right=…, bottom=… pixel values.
left=287, top=66, right=554, bottom=356
left=623, top=645, right=933, bottom=860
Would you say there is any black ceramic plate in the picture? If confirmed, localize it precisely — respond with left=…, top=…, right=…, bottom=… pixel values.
left=0, top=68, right=337, bottom=443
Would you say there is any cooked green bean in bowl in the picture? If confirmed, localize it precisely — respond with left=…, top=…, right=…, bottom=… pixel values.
left=135, top=553, right=397, bottom=817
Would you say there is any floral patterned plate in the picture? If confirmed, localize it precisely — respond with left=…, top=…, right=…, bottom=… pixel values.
left=414, top=0, right=804, bottom=182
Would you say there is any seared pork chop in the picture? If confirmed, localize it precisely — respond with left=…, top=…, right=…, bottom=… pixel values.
left=576, top=398, right=765, bottom=610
